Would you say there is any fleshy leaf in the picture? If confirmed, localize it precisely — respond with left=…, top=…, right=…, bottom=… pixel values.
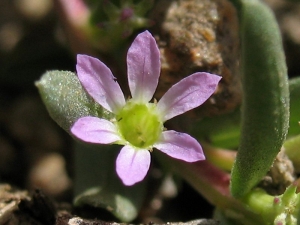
left=74, top=143, right=147, bottom=222
left=230, top=0, right=289, bottom=198
left=35, top=70, right=113, bottom=132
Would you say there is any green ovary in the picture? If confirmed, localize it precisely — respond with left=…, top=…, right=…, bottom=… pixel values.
left=116, top=102, right=163, bottom=149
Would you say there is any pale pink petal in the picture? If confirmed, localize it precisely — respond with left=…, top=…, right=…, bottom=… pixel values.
left=116, top=145, right=150, bottom=185
left=71, top=117, right=121, bottom=144
left=157, top=72, right=221, bottom=121
left=127, top=30, right=160, bottom=103
left=154, top=130, right=205, bottom=162
left=76, top=54, right=125, bottom=113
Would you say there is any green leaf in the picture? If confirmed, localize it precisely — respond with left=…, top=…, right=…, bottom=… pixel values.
left=35, top=70, right=113, bottom=132
left=288, top=77, right=300, bottom=137
left=230, top=0, right=289, bottom=198
left=73, top=143, right=147, bottom=222
left=36, top=71, right=146, bottom=221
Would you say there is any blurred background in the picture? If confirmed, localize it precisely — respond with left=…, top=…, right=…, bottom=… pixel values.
left=0, top=0, right=300, bottom=223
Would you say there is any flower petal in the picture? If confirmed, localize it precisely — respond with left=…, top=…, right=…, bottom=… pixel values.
left=71, top=116, right=121, bottom=144
left=157, top=72, right=221, bottom=121
left=76, top=54, right=125, bottom=113
left=154, top=130, right=205, bottom=162
left=127, top=30, right=160, bottom=103
left=116, top=145, right=150, bottom=185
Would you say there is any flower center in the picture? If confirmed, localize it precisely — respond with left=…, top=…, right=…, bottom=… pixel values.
left=116, top=101, right=163, bottom=149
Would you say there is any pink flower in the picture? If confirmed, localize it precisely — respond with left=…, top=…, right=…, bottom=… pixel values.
left=71, top=30, right=221, bottom=185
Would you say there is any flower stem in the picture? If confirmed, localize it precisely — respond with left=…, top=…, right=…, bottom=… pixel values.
left=154, top=151, right=264, bottom=225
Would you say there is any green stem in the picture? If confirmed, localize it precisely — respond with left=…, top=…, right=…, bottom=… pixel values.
left=154, top=152, right=264, bottom=225
left=242, top=185, right=300, bottom=225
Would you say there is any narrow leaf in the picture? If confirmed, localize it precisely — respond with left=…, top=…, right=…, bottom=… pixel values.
left=230, top=0, right=289, bottom=198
